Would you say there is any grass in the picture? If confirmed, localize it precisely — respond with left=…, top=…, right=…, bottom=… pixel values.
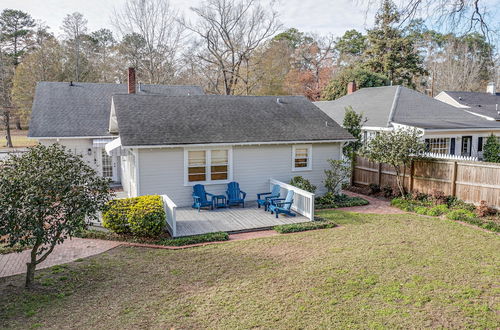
left=0, top=129, right=37, bottom=150
left=1, top=211, right=499, bottom=328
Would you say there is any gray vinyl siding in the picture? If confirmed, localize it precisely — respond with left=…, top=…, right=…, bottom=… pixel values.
left=137, top=143, right=342, bottom=207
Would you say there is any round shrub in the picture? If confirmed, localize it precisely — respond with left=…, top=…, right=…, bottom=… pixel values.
left=427, top=204, right=449, bottom=216
left=446, top=209, right=476, bottom=222
left=102, top=198, right=139, bottom=234
left=290, top=176, right=316, bottom=193
left=128, top=195, right=166, bottom=237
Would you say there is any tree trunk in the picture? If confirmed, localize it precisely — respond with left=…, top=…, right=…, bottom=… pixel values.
left=15, top=117, right=22, bottom=130
left=4, top=109, right=13, bottom=148
left=25, top=262, right=36, bottom=288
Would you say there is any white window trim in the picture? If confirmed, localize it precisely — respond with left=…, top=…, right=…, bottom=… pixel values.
left=292, top=144, right=312, bottom=171
left=183, top=147, right=233, bottom=186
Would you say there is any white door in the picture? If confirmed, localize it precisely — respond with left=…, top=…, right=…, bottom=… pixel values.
left=101, top=149, right=121, bottom=183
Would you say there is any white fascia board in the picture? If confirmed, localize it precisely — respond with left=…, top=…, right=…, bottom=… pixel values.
left=33, top=136, right=114, bottom=140
left=422, top=127, right=500, bottom=133
left=362, top=126, right=394, bottom=131
left=463, top=110, right=496, bottom=121
left=121, top=139, right=356, bottom=149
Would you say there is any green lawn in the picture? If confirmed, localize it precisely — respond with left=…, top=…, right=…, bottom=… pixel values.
left=1, top=211, right=499, bottom=329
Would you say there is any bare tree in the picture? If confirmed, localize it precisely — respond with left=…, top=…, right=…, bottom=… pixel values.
left=434, top=38, right=488, bottom=92
left=361, top=0, right=497, bottom=38
left=112, top=0, right=183, bottom=84
left=61, top=12, right=88, bottom=82
left=182, top=0, right=281, bottom=95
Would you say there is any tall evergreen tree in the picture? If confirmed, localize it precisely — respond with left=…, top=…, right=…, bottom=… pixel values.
left=363, top=0, right=426, bottom=88
left=0, top=9, right=35, bottom=66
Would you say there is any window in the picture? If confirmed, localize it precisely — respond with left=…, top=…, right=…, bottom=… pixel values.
left=187, top=150, right=206, bottom=182
left=426, top=138, right=451, bottom=155
left=292, top=145, right=312, bottom=171
left=101, top=149, right=113, bottom=178
left=185, top=148, right=232, bottom=185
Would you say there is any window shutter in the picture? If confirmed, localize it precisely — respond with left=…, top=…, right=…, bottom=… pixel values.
left=425, top=139, right=430, bottom=152
left=478, top=137, right=483, bottom=152
left=450, top=138, right=455, bottom=155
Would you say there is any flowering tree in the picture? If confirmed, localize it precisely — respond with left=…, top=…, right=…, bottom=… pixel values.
left=0, top=144, right=112, bottom=288
left=362, top=128, right=426, bottom=197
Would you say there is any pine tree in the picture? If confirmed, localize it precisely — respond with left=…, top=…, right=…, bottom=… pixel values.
left=363, top=0, right=426, bottom=88
left=483, top=134, right=500, bottom=163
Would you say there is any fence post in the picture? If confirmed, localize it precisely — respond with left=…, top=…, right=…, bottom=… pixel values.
left=377, top=162, right=382, bottom=186
left=451, top=161, right=458, bottom=196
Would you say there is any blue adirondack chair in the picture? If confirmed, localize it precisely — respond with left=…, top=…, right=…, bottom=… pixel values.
left=257, top=184, right=281, bottom=211
left=268, top=190, right=296, bottom=218
left=192, top=184, right=215, bottom=212
left=226, top=182, right=246, bottom=207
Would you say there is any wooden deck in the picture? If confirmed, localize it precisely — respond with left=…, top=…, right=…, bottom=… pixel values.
left=175, top=201, right=309, bottom=237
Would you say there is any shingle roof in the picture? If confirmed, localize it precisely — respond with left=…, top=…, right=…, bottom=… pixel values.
left=314, top=86, right=500, bottom=130
left=29, top=82, right=204, bottom=138
left=441, top=91, right=500, bottom=120
left=112, top=95, right=353, bottom=146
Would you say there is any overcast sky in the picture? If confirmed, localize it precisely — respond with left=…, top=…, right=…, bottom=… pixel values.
left=1, top=0, right=378, bottom=38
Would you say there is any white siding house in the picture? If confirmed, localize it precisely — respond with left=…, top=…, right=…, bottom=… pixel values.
left=125, top=143, right=341, bottom=206
left=315, top=85, right=500, bottom=160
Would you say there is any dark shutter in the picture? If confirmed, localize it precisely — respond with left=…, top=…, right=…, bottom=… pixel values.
left=425, top=139, right=430, bottom=152
left=478, top=137, right=483, bottom=152
left=450, top=138, right=455, bottom=155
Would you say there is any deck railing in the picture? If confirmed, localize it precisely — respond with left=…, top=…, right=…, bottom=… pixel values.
left=161, top=194, right=177, bottom=237
left=270, top=178, right=315, bottom=220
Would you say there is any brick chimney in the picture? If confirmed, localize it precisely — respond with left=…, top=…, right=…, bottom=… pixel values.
left=127, top=67, right=136, bottom=94
left=347, top=81, right=357, bottom=95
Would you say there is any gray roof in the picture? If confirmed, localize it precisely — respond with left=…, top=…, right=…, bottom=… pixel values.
left=441, top=91, right=500, bottom=120
left=314, top=85, right=500, bottom=130
left=112, top=95, right=353, bottom=146
left=29, top=82, right=204, bottom=138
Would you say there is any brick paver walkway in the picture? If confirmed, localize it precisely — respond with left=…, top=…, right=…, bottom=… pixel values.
left=0, top=238, right=121, bottom=278
left=338, top=191, right=406, bottom=214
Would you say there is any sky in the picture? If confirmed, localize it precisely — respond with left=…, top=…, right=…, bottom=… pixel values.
left=1, top=0, right=378, bottom=38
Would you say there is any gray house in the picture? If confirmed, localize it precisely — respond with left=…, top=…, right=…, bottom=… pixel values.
left=29, top=77, right=203, bottom=183
left=315, top=84, right=500, bottom=159
left=435, top=83, right=500, bottom=121
left=106, top=94, right=353, bottom=204
left=30, top=69, right=353, bottom=209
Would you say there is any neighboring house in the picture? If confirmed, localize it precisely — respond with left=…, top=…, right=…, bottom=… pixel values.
left=29, top=71, right=204, bottom=184
left=314, top=84, right=500, bottom=159
left=106, top=94, right=353, bottom=205
left=435, top=82, right=500, bottom=121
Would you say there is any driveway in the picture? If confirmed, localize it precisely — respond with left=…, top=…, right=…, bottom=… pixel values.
left=0, top=238, right=121, bottom=278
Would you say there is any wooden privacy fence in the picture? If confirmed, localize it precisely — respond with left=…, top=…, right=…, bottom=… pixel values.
left=353, top=156, right=500, bottom=209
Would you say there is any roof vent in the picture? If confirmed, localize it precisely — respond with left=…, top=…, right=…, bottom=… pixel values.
left=276, top=98, right=282, bottom=104
left=458, top=96, right=462, bottom=100
left=325, top=121, right=328, bottom=127
left=69, top=81, right=74, bottom=86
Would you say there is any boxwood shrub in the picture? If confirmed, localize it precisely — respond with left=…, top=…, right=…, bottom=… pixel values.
left=102, top=197, right=140, bottom=234
left=274, top=220, right=337, bottom=234
left=102, top=195, right=166, bottom=237
left=157, top=232, right=229, bottom=246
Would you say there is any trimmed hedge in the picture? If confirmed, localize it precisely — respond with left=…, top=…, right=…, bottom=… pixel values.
left=102, top=197, right=139, bottom=234
left=156, top=232, right=229, bottom=246
left=315, top=193, right=369, bottom=209
left=102, top=195, right=166, bottom=237
left=274, top=220, right=337, bottom=234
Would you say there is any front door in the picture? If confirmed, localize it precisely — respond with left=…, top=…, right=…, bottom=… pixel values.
left=101, top=149, right=121, bottom=183
left=461, top=136, right=472, bottom=156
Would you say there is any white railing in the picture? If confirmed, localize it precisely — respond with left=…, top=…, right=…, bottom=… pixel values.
left=421, top=152, right=478, bottom=162
left=270, top=178, right=315, bottom=221
left=161, top=194, right=177, bottom=237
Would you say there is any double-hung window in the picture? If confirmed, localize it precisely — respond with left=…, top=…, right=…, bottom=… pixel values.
left=292, top=145, right=312, bottom=171
left=185, top=148, right=232, bottom=185
left=426, top=138, right=451, bottom=155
